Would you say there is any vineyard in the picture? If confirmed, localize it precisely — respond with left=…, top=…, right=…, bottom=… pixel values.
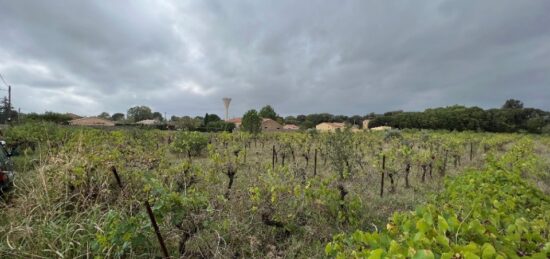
left=0, top=123, right=549, bottom=258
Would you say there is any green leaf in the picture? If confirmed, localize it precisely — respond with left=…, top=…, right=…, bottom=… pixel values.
left=481, top=243, right=496, bottom=259
left=438, top=215, right=449, bottom=234
left=367, top=248, right=385, bottom=259
left=413, top=249, right=435, bottom=259
left=464, top=252, right=480, bottom=259
left=416, top=219, right=430, bottom=233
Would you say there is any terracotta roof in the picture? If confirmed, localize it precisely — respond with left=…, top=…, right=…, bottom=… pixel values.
left=66, top=113, right=83, bottom=119
left=283, top=124, right=299, bottom=130
left=226, top=117, right=242, bottom=123
left=370, top=126, right=392, bottom=131
left=136, top=119, right=160, bottom=125
left=317, top=122, right=345, bottom=128
left=69, top=117, right=115, bottom=126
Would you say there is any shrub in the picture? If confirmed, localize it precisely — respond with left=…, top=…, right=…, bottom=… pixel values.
left=170, top=131, right=208, bottom=158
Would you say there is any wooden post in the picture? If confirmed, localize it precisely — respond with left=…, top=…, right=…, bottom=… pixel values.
left=380, top=155, right=385, bottom=198
left=145, top=200, right=170, bottom=258
left=442, top=150, right=448, bottom=176
left=313, top=148, right=317, bottom=176
left=110, top=166, right=123, bottom=189
left=272, top=145, right=276, bottom=170
left=405, top=163, right=411, bottom=188
left=244, top=144, right=247, bottom=163
left=469, top=142, right=473, bottom=161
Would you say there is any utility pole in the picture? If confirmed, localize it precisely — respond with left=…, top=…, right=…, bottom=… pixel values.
left=8, top=85, right=11, bottom=121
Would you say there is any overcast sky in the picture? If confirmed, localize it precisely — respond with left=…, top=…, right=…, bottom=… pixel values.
left=0, top=0, right=549, bottom=118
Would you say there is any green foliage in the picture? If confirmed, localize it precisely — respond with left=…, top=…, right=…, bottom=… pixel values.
left=259, top=105, right=277, bottom=120
left=324, top=129, right=354, bottom=179
left=205, top=120, right=235, bottom=132
left=171, top=116, right=202, bottom=130
left=502, top=99, right=524, bottom=109
left=23, top=111, right=73, bottom=124
left=94, top=210, right=150, bottom=257
left=203, top=113, right=221, bottom=126
left=97, top=112, right=110, bottom=119
left=326, top=141, right=550, bottom=258
left=242, top=109, right=261, bottom=134
left=2, top=123, right=549, bottom=258
left=369, top=104, right=549, bottom=133
left=127, top=105, right=153, bottom=122
left=170, top=131, right=208, bottom=157
left=111, top=112, right=125, bottom=121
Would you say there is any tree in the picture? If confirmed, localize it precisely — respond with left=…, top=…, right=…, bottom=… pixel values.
left=205, top=121, right=236, bottom=132
left=0, top=97, right=17, bottom=123
left=127, top=106, right=153, bottom=122
left=98, top=112, right=110, bottom=119
left=241, top=109, right=262, bottom=134
left=111, top=113, right=125, bottom=121
left=172, top=116, right=201, bottom=130
left=259, top=105, right=277, bottom=120
left=24, top=112, right=72, bottom=124
left=203, top=113, right=221, bottom=126
left=152, top=112, right=163, bottom=121
left=502, top=99, right=523, bottom=109
left=284, top=116, right=299, bottom=125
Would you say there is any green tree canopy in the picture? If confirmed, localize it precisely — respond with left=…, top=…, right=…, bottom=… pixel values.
left=242, top=109, right=262, bottom=134
left=127, top=106, right=153, bottom=122
left=203, top=113, right=221, bottom=126
left=171, top=116, right=201, bottom=130
left=152, top=112, right=164, bottom=121
left=98, top=112, right=110, bottom=119
left=502, top=99, right=524, bottom=109
left=259, top=105, right=277, bottom=120
left=111, top=113, right=125, bottom=121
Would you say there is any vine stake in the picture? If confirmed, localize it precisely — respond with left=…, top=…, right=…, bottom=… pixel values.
left=380, top=154, right=385, bottom=197
left=110, top=166, right=123, bottom=189
left=145, top=200, right=170, bottom=258
left=313, top=148, right=318, bottom=176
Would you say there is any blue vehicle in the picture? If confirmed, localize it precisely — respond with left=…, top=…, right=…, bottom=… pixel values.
left=0, top=140, right=14, bottom=193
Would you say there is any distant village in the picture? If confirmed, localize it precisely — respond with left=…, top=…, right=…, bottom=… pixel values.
left=64, top=97, right=390, bottom=132
left=20, top=98, right=546, bottom=134
left=66, top=111, right=390, bottom=132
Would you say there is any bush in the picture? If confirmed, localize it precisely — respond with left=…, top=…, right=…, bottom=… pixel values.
left=205, top=121, right=235, bottom=132
left=170, top=131, right=208, bottom=158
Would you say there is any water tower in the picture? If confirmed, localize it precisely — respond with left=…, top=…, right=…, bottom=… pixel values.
left=222, top=97, right=232, bottom=120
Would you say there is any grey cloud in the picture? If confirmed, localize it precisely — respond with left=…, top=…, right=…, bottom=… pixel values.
left=0, top=0, right=549, bottom=117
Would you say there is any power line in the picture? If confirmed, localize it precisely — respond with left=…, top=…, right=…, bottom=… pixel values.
left=0, top=73, right=9, bottom=88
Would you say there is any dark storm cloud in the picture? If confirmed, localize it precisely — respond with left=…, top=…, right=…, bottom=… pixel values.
left=0, top=0, right=549, bottom=117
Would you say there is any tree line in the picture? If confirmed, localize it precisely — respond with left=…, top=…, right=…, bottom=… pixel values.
left=368, top=99, right=550, bottom=133
left=11, top=99, right=550, bottom=134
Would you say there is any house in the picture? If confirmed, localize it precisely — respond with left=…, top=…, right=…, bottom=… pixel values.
left=315, top=122, right=345, bottom=132
left=136, top=119, right=160, bottom=125
left=283, top=124, right=299, bottom=130
left=226, top=118, right=242, bottom=128
left=362, top=120, right=370, bottom=129
left=66, top=113, right=83, bottom=120
left=370, top=126, right=392, bottom=131
left=69, top=117, right=115, bottom=127
left=262, top=118, right=282, bottom=131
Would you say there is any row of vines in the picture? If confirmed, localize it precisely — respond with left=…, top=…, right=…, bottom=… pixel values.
left=0, top=122, right=548, bottom=258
